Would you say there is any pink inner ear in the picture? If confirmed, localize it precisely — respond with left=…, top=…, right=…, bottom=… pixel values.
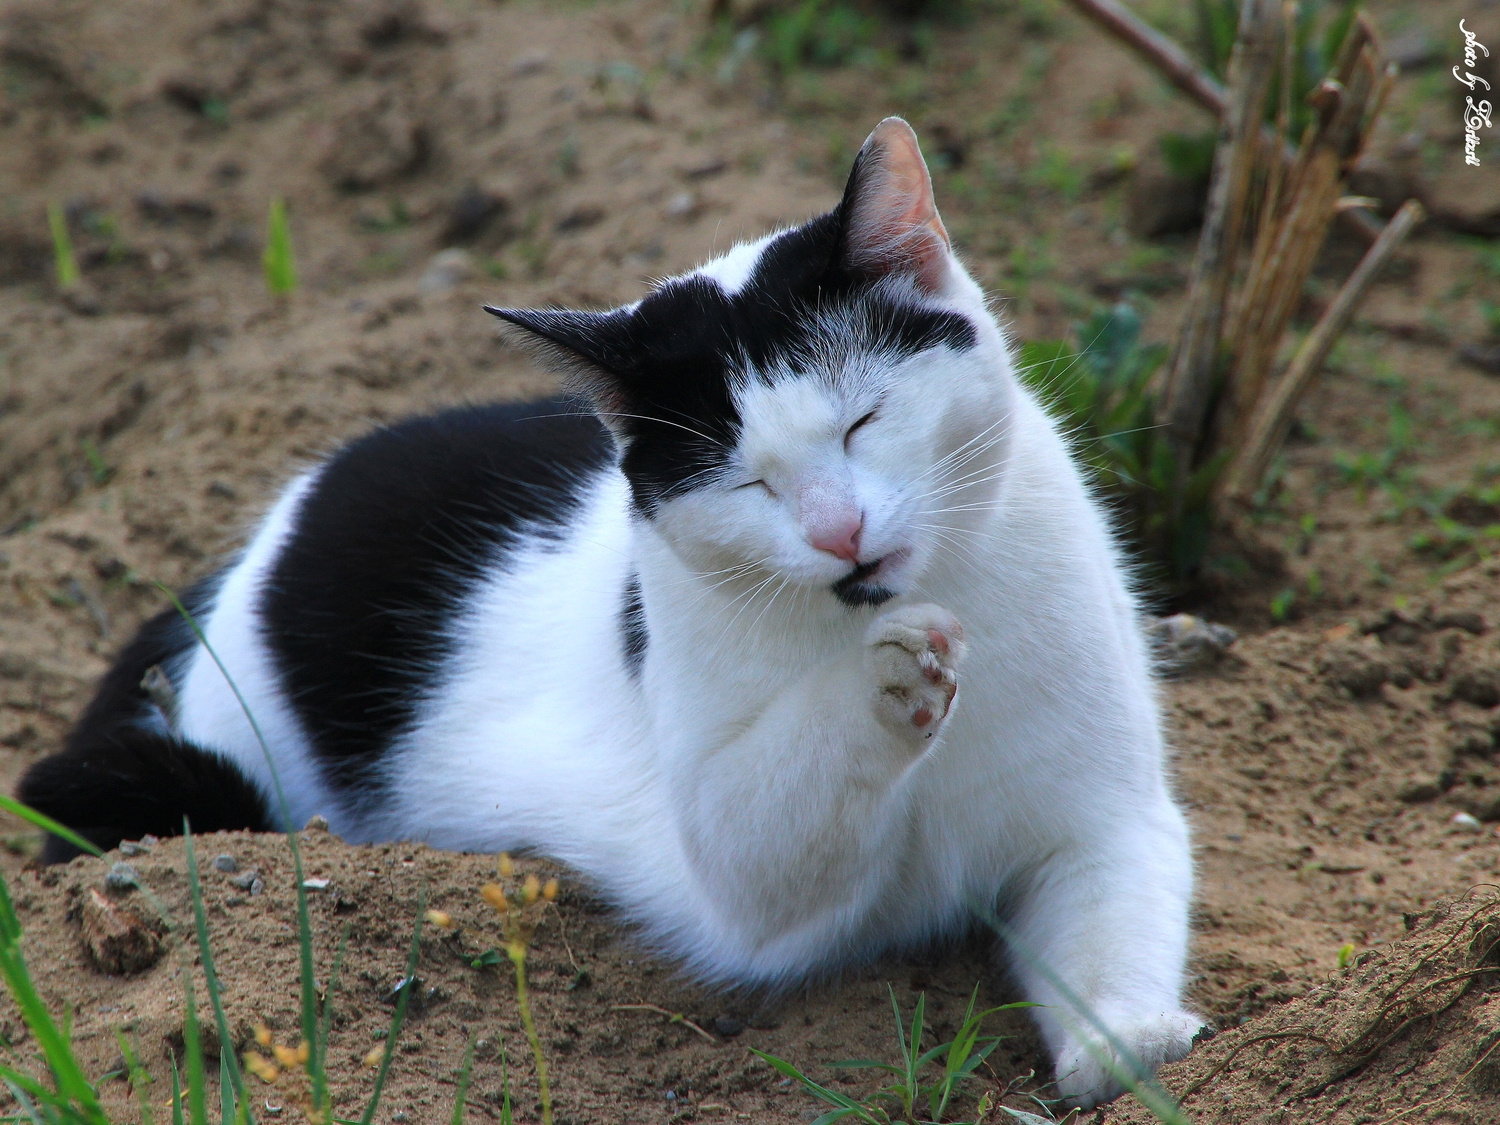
left=844, top=118, right=951, bottom=293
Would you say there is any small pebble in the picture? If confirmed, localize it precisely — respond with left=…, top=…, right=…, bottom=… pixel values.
left=119, top=841, right=151, bottom=856
left=418, top=249, right=476, bottom=293
left=229, top=869, right=262, bottom=892
left=1451, top=811, right=1484, bottom=833
left=104, top=862, right=139, bottom=892
left=664, top=190, right=698, bottom=219
left=224, top=895, right=246, bottom=908
left=302, top=877, right=330, bottom=891
left=712, top=1015, right=745, bottom=1038
left=213, top=854, right=239, bottom=873
left=304, top=814, right=330, bottom=832
left=393, top=1113, right=410, bottom=1123
left=250, top=877, right=265, bottom=896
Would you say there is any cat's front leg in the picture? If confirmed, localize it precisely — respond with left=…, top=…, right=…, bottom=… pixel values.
left=1004, top=815, right=1205, bottom=1109
left=673, top=603, right=966, bottom=966
left=865, top=602, right=965, bottom=743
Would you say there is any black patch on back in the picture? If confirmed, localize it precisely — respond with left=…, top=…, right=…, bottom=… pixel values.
left=619, top=573, right=647, bottom=677
left=260, top=398, right=613, bottom=798
left=489, top=203, right=975, bottom=517
left=19, top=575, right=274, bottom=863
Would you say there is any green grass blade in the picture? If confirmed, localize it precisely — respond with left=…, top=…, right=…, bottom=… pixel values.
left=1, top=1076, right=46, bottom=1125
left=0, top=870, right=108, bottom=1123
left=47, top=202, right=79, bottom=289
left=158, top=585, right=321, bottom=1117
left=182, top=828, right=253, bottom=1124
left=748, top=1049, right=884, bottom=1124
left=182, top=971, right=208, bottom=1125
left=262, top=198, right=297, bottom=296
left=498, top=1037, right=512, bottom=1125
left=116, top=1029, right=157, bottom=1125
left=358, top=901, right=426, bottom=1125
left=0, top=794, right=104, bottom=860
left=319, top=927, right=351, bottom=1055
left=171, top=1054, right=184, bottom=1125
left=220, top=1050, right=235, bottom=1125
left=449, top=1036, right=476, bottom=1125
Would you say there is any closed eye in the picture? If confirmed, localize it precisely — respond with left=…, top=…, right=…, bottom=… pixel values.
left=844, top=410, right=878, bottom=448
left=737, top=479, right=776, bottom=497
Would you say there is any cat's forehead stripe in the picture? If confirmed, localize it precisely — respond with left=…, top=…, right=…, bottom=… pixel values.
left=695, top=233, right=775, bottom=297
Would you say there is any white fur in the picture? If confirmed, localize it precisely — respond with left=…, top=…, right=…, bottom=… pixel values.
left=178, top=236, right=1197, bottom=1109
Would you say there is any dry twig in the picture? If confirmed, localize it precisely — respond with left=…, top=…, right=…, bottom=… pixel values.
left=610, top=1003, right=719, bottom=1044
left=1220, top=197, right=1423, bottom=502
left=1161, top=0, right=1282, bottom=472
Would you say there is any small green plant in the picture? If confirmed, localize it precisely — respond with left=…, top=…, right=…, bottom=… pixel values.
left=1269, top=587, right=1296, bottom=622
left=752, top=984, right=1028, bottom=1124
left=262, top=198, right=298, bottom=297
left=81, top=439, right=113, bottom=485
left=760, top=0, right=877, bottom=75
left=1020, top=304, right=1221, bottom=585
left=47, top=201, right=81, bottom=290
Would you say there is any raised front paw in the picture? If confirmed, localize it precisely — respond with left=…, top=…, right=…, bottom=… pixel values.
left=865, top=603, right=965, bottom=740
left=1053, top=1009, right=1206, bottom=1110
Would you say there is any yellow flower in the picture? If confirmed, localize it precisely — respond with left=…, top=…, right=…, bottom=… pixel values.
left=273, top=1042, right=301, bottom=1069
left=542, top=879, right=559, bottom=902
left=254, top=1023, right=273, bottom=1048
left=523, top=873, right=541, bottom=904
left=244, top=1050, right=280, bottom=1084
left=425, top=909, right=454, bottom=929
left=363, top=1044, right=386, bottom=1069
left=498, top=853, right=515, bottom=878
left=481, top=882, right=508, bottom=912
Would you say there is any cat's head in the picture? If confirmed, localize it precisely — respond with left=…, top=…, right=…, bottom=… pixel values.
left=489, top=117, right=1015, bottom=609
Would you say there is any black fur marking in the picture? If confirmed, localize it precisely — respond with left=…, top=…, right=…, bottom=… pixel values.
left=619, top=573, right=648, bottom=677
left=488, top=163, right=975, bottom=516
left=261, top=398, right=614, bottom=798
left=18, top=579, right=274, bottom=864
left=831, top=558, right=897, bottom=608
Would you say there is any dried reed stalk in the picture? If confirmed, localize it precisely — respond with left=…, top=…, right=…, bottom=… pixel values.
left=1218, top=21, right=1386, bottom=451
left=1062, top=0, right=1384, bottom=243
left=1220, top=198, right=1423, bottom=503
left=1212, top=15, right=1400, bottom=493
left=1160, top=0, right=1282, bottom=475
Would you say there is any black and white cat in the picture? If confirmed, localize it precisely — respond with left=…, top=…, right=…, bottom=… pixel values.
left=22, top=119, right=1200, bottom=1106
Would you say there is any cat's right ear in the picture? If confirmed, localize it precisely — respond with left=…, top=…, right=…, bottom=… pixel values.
left=837, top=117, right=952, bottom=294
left=484, top=306, right=634, bottom=417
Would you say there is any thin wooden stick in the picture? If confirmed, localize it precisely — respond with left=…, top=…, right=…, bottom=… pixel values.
left=1161, top=0, right=1282, bottom=473
left=1061, top=0, right=1384, bottom=243
left=1055, top=0, right=1228, bottom=115
left=1219, top=198, right=1423, bottom=502
left=610, top=1003, right=718, bottom=1044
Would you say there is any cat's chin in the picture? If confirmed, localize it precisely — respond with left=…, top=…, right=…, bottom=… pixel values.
left=830, top=550, right=909, bottom=608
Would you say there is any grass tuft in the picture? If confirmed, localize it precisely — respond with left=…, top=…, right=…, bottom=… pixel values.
left=47, top=201, right=80, bottom=290
left=262, top=198, right=298, bottom=297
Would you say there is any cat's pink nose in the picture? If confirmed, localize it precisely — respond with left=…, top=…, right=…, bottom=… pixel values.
left=811, top=516, right=863, bottom=563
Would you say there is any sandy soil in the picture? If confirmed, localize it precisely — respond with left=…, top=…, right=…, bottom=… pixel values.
left=3, top=0, right=1500, bottom=1120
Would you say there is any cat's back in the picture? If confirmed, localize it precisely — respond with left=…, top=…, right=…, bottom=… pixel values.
left=175, top=396, right=627, bottom=830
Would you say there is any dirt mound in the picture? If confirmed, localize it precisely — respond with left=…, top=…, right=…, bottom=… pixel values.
left=1110, top=890, right=1500, bottom=1125
left=19, top=828, right=1042, bottom=1124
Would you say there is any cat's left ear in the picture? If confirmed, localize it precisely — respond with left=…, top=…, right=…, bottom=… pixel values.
left=837, top=117, right=951, bottom=294
left=484, top=306, right=635, bottom=416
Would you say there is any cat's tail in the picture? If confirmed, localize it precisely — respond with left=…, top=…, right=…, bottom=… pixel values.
left=19, top=727, right=273, bottom=864
left=17, top=595, right=273, bottom=865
